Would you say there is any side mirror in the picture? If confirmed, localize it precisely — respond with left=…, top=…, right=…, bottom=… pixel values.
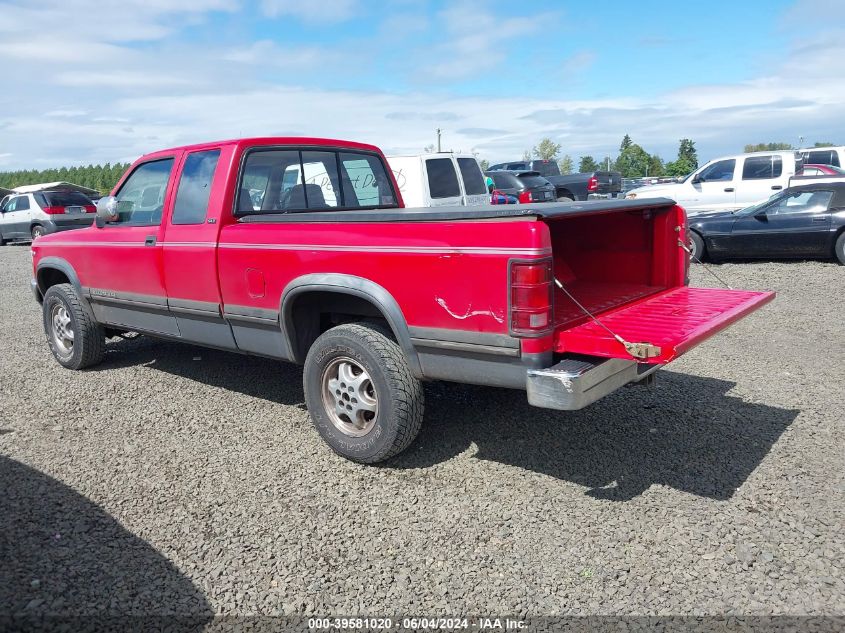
left=95, top=196, right=118, bottom=227
left=691, top=174, right=703, bottom=184
left=754, top=210, right=768, bottom=220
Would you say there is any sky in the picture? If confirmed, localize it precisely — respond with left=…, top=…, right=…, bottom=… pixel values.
left=0, top=0, right=843, bottom=170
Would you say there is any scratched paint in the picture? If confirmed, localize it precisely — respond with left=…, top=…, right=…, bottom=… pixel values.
left=435, top=296, right=505, bottom=324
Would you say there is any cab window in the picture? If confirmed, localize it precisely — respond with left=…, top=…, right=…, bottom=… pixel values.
left=698, top=159, right=736, bottom=182
left=742, top=155, right=782, bottom=180
left=112, top=158, right=175, bottom=225
left=172, top=150, right=220, bottom=225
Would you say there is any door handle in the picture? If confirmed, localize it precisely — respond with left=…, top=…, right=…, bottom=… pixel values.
left=144, top=236, right=156, bottom=246
left=771, top=185, right=782, bottom=190
left=724, top=187, right=734, bottom=192
left=812, top=217, right=827, bottom=223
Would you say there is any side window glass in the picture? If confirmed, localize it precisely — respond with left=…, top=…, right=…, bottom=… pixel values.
left=426, top=158, right=461, bottom=199
left=236, top=150, right=301, bottom=214
left=4, top=197, right=17, bottom=212
left=17, top=196, right=30, bottom=211
left=113, top=158, right=175, bottom=226
left=772, top=191, right=832, bottom=215
left=338, top=152, right=396, bottom=208
left=172, top=150, right=220, bottom=225
left=699, top=159, right=736, bottom=182
left=457, top=158, right=487, bottom=195
left=301, top=151, right=340, bottom=208
left=742, top=155, right=782, bottom=180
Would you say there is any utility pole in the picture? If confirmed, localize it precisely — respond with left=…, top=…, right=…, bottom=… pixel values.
left=436, top=128, right=441, bottom=153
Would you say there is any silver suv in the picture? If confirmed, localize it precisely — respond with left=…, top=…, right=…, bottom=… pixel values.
left=0, top=190, right=96, bottom=243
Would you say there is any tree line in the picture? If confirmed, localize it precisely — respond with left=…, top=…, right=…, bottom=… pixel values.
left=502, top=137, right=839, bottom=178
left=0, top=163, right=131, bottom=194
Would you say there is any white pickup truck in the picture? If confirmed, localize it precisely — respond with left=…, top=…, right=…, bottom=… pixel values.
left=626, top=150, right=845, bottom=214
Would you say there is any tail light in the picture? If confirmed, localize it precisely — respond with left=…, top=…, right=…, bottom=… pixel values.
left=42, top=206, right=66, bottom=215
left=518, top=191, right=531, bottom=203
left=85, top=205, right=95, bottom=213
left=510, top=259, right=553, bottom=336
left=587, top=176, right=598, bottom=192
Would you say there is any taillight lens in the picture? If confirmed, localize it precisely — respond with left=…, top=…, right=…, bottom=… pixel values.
left=42, top=206, right=65, bottom=215
left=510, top=259, right=553, bottom=336
left=518, top=191, right=531, bottom=203
left=85, top=205, right=95, bottom=213
left=587, top=176, right=598, bottom=192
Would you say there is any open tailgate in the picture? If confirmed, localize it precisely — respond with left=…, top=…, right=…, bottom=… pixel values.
left=554, top=287, right=775, bottom=364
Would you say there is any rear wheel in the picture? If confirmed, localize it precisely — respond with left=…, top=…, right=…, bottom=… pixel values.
left=303, top=321, right=423, bottom=463
left=835, top=232, right=845, bottom=265
left=689, top=231, right=706, bottom=262
left=556, top=194, right=574, bottom=202
left=31, top=225, right=45, bottom=240
left=42, top=283, right=105, bottom=369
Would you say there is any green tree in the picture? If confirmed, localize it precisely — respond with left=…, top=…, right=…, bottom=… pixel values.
left=578, top=155, right=599, bottom=172
left=619, top=134, right=633, bottom=152
left=743, top=142, right=793, bottom=152
left=479, top=159, right=490, bottom=171
left=648, top=154, right=665, bottom=177
left=665, top=138, right=698, bottom=177
left=813, top=142, right=836, bottom=147
left=558, top=155, right=574, bottom=174
left=614, top=143, right=651, bottom=177
left=532, top=138, right=561, bottom=161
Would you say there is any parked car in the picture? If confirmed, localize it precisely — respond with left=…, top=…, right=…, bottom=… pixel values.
left=687, top=182, right=845, bottom=263
left=31, top=136, right=773, bottom=463
left=386, top=153, right=488, bottom=207
left=0, top=189, right=95, bottom=243
left=484, top=170, right=556, bottom=203
left=796, top=164, right=845, bottom=177
left=798, top=146, right=845, bottom=169
left=489, top=160, right=622, bottom=201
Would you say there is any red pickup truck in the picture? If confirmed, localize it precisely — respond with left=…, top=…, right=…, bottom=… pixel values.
left=31, top=137, right=774, bottom=463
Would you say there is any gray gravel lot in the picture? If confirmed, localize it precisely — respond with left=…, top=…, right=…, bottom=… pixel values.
left=0, top=244, right=843, bottom=620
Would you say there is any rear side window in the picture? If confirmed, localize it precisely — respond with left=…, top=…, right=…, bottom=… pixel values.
left=172, top=149, right=220, bottom=224
left=237, top=148, right=396, bottom=214
left=112, top=158, right=175, bottom=226
left=518, top=175, right=549, bottom=188
left=43, top=191, right=92, bottom=206
left=15, top=196, right=31, bottom=211
left=805, top=150, right=840, bottom=167
left=742, top=155, right=783, bottom=180
left=457, top=158, right=487, bottom=195
left=489, top=172, right=520, bottom=189
left=426, top=158, right=461, bottom=199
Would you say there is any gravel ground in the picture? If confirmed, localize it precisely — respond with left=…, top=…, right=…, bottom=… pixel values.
left=0, top=243, right=843, bottom=621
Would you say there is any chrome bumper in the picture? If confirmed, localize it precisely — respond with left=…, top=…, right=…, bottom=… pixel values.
left=526, top=357, right=661, bottom=410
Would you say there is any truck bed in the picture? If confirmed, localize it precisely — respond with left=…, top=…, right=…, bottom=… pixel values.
left=237, top=198, right=678, bottom=224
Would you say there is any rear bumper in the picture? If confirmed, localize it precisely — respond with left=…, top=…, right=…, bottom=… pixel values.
left=527, top=357, right=661, bottom=410
left=42, top=217, right=95, bottom=233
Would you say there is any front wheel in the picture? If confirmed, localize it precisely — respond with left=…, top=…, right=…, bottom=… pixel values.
left=42, top=283, right=105, bottom=369
left=835, top=232, right=845, bottom=265
left=303, top=322, right=424, bottom=463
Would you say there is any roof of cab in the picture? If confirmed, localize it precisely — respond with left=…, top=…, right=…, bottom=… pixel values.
left=139, top=137, right=384, bottom=160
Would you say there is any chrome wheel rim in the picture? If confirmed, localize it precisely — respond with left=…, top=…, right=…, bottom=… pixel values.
left=50, top=303, right=74, bottom=356
left=321, top=357, right=378, bottom=436
left=32, top=227, right=43, bottom=239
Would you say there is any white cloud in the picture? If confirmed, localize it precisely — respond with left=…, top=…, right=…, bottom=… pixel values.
left=259, top=0, right=358, bottom=22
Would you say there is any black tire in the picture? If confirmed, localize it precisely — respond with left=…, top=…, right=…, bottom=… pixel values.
left=42, top=283, right=105, bottom=370
left=31, top=225, right=45, bottom=240
left=835, top=232, right=845, bottom=265
left=303, top=321, right=423, bottom=463
left=0, top=231, right=6, bottom=246
left=556, top=194, right=574, bottom=202
left=689, top=231, right=706, bottom=262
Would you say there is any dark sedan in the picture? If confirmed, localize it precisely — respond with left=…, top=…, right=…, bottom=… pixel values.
left=688, top=182, right=845, bottom=264
left=484, top=170, right=556, bottom=204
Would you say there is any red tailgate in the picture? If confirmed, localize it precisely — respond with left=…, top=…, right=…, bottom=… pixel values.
left=554, top=287, right=775, bottom=364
